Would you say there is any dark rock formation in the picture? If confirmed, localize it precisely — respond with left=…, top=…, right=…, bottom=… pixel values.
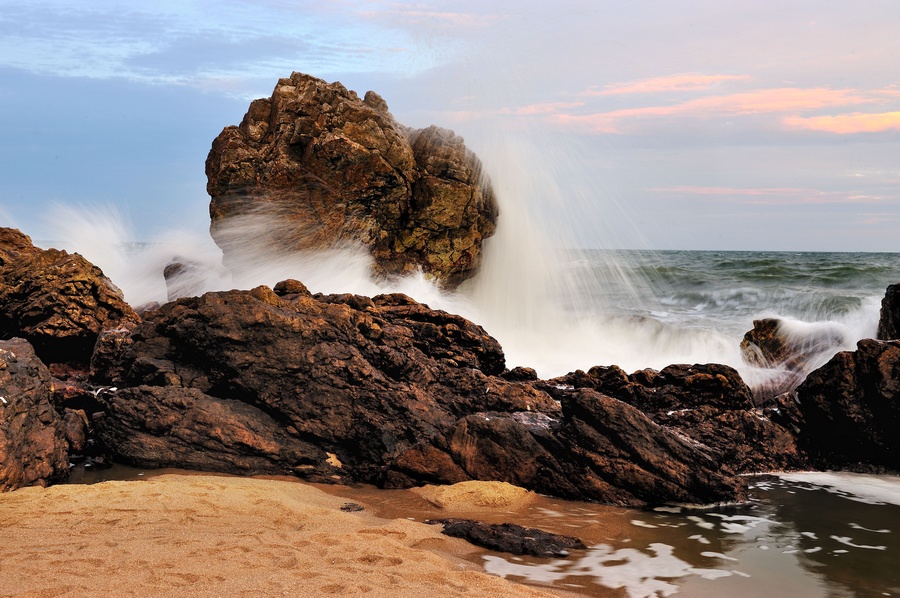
left=389, top=388, right=746, bottom=506
left=205, top=72, right=498, bottom=289
left=740, top=318, right=849, bottom=398
left=89, top=281, right=746, bottom=506
left=552, top=363, right=806, bottom=474
left=426, top=518, right=586, bottom=557
left=877, top=283, right=900, bottom=340
left=0, top=228, right=139, bottom=365
left=792, top=339, right=900, bottom=471
left=0, top=338, right=69, bottom=491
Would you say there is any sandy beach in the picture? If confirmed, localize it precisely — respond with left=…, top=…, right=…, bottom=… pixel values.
left=0, top=474, right=564, bottom=597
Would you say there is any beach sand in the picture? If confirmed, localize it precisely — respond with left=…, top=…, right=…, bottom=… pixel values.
left=0, top=473, right=564, bottom=597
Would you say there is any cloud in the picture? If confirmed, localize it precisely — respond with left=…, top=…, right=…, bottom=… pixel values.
left=500, top=101, right=585, bottom=116
left=648, top=186, right=889, bottom=206
left=784, top=111, right=900, bottom=134
left=582, top=74, right=752, bottom=96
left=553, top=87, right=876, bottom=133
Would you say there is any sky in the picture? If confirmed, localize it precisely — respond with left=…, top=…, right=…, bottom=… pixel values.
left=2, top=1, right=900, bottom=251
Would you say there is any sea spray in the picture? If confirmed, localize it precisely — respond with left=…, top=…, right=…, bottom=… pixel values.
left=40, top=204, right=899, bottom=382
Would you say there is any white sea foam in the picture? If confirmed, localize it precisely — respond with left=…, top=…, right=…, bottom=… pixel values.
left=485, top=542, right=733, bottom=598
left=778, top=472, right=900, bottom=507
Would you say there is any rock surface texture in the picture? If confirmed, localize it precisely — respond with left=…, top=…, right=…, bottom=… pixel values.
left=791, top=339, right=900, bottom=471
left=0, top=338, right=69, bottom=491
left=552, top=363, right=807, bottom=474
left=0, top=228, right=139, bottom=365
left=877, top=283, right=900, bottom=340
left=426, top=519, right=586, bottom=557
left=206, top=72, right=498, bottom=289
left=740, top=318, right=849, bottom=399
left=89, top=281, right=746, bottom=506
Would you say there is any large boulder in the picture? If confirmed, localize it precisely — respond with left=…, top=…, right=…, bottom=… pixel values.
left=89, top=282, right=745, bottom=506
left=552, top=363, right=806, bottom=474
left=877, top=283, right=900, bottom=340
left=792, top=339, right=900, bottom=471
left=206, top=72, right=498, bottom=289
left=0, top=228, right=139, bottom=366
left=0, top=338, right=69, bottom=491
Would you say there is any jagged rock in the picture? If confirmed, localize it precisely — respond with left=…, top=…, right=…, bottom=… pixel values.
left=552, top=363, right=806, bottom=474
left=877, top=283, right=900, bottom=340
left=96, top=385, right=331, bottom=478
left=205, top=72, right=498, bottom=289
left=0, top=228, right=140, bottom=365
left=425, top=519, right=586, bottom=557
left=89, top=282, right=746, bottom=506
left=792, top=339, right=900, bottom=471
left=740, top=318, right=849, bottom=398
left=0, top=338, right=69, bottom=491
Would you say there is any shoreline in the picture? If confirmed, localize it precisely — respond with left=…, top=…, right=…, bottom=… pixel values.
left=0, top=470, right=580, bottom=597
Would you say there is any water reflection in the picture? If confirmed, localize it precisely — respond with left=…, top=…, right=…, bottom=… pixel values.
left=479, top=474, right=899, bottom=597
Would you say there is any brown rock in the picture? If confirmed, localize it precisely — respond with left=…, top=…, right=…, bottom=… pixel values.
left=740, top=318, right=848, bottom=398
left=877, top=283, right=900, bottom=340
left=553, top=363, right=806, bottom=474
left=205, top=72, right=498, bottom=289
left=89, top=283, right=746, bottom=506
left=793, top=339, right=900, bottom=471
left=425, top=518, right=586, bottom=557
left=0, top=228, right=140, bottom=365
left=0, top=338, right=69, bottom=491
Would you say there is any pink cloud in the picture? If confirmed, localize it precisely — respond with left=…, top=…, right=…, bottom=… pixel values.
left=582, top=74, right=751, bottom=96
left=783, top=111, right=900, bottom=134
left=500, top=101, right=585, bottom=116
left=649, top=186, right=886, bottom=205
left=554, top=87, right=875, bottom=133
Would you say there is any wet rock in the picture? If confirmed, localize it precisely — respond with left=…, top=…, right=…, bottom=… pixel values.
left=0, top=338, right=69, bottom=491
left=0, top=228, right=139, bottom=365
left=163, top=259, right=210, bottom=302
left=61, top=408, right=89, bottom=453
left=877, top=283, right=900, bottom=340
left=388, top=388, right=748, bottom=506
left=426, top=518, right=586, bottom=557
left=205, top=72, right=498, bottom=289
left=740, top=318, right=849, bottom=398
left=553, top=363, right=806, bottom=474
left=792, top=339, right=900, bottom=471
left=89, top=283, right=746, bottom=506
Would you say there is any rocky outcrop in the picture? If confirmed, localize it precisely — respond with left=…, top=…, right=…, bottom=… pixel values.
left=0, top=228, right=139, bottom=365
left=205, top=72, right=498, bottom=289
left=0, top=339, right=69, bottom=491
left=791, top=339, right=900, bottom=471
left=89, top=281, right=746, bottom=506
left=552, top=363, right=806, bottom=474
left=877, top=283, right=900, bottom=340
left=426, top=519, right=585, bottom=557
left=740, top=318, right=849, bottom=399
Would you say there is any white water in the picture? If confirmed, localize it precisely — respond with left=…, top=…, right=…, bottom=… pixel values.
left=39, top=175, right=885, bottom=384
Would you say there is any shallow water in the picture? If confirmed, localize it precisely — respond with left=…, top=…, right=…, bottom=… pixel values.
left=323, top=472, right=900, bottom=597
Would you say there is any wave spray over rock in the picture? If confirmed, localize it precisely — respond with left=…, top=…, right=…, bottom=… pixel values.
left=42, top=72, right=884, bottom=385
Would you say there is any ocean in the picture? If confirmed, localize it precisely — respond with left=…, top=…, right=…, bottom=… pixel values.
left=43, top=217, right=900, bottom=597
